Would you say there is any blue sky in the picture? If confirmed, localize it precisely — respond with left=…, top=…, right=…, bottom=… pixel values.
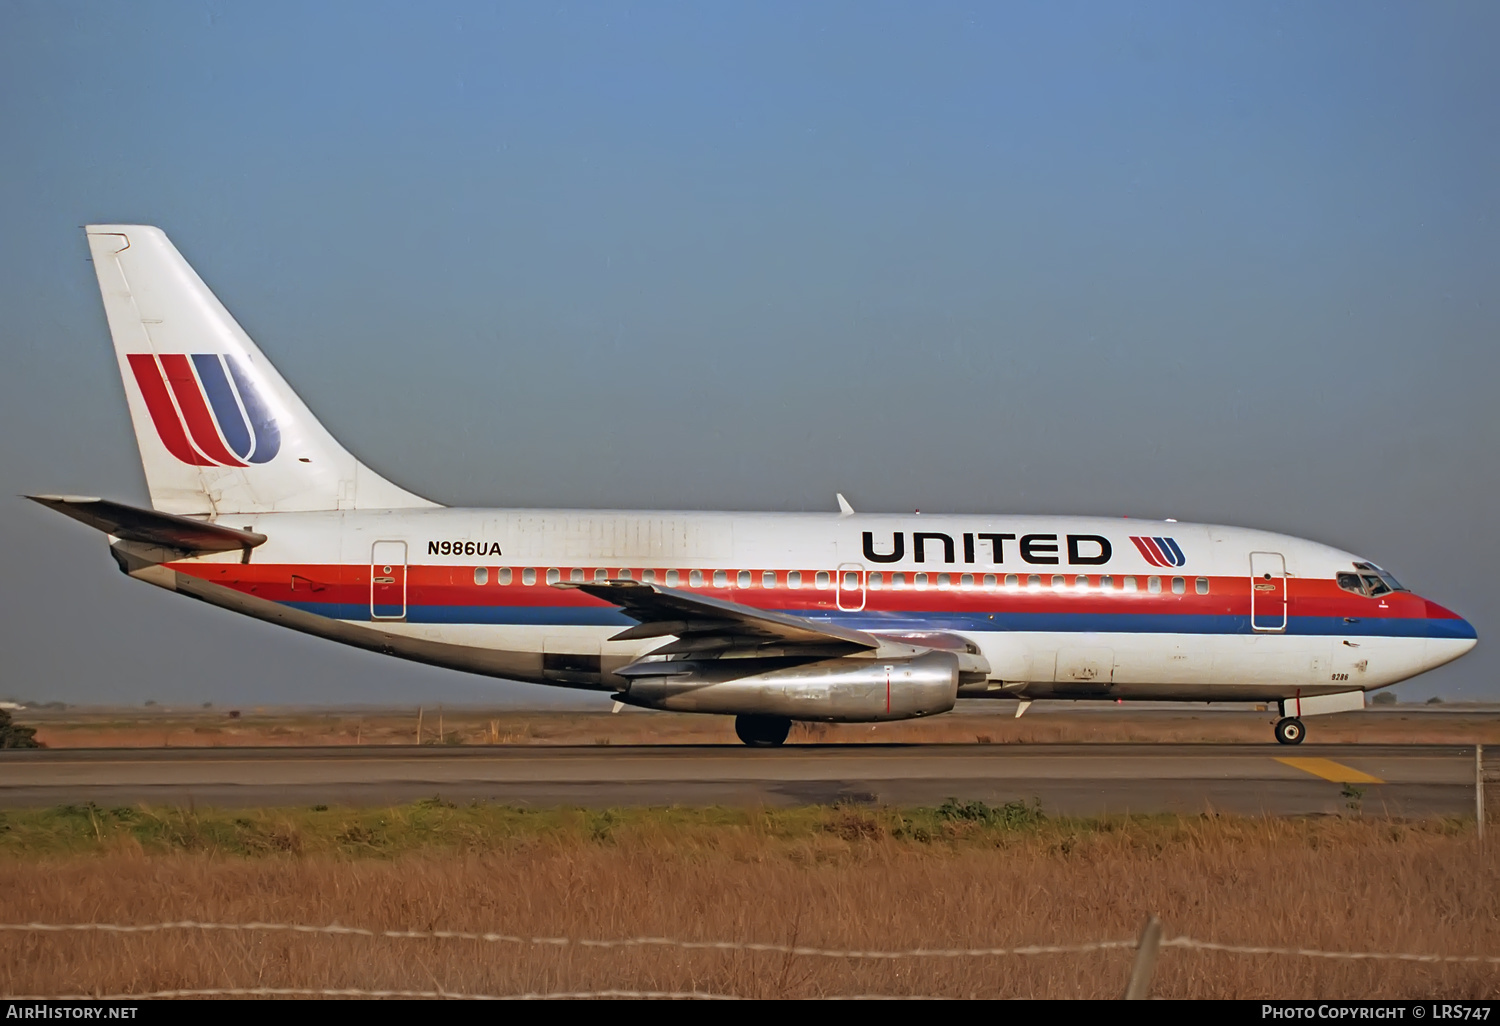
left=1, top=1, right=1496, bottom=705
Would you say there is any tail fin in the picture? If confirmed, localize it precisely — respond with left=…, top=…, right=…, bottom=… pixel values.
left=85, top=225, right=438, bottom=515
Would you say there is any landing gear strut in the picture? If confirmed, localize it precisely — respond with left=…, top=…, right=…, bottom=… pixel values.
left=1274, top=717, right=1305, bottom=745
left=735, top=714, right=792, bottom=747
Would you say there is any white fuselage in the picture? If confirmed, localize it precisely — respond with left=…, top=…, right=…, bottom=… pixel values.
left=123, top=508, right=1475, bottom=709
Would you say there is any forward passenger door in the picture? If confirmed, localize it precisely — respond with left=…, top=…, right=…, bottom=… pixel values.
left=1249, top=551, right=1287, bottom=632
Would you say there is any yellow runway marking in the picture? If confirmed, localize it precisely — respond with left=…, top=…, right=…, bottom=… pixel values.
left=1275, top=757, right=1384, bottom=784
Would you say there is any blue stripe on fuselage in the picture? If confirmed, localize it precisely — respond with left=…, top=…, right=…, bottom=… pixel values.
left=275, top=601, right=1475, bottom=640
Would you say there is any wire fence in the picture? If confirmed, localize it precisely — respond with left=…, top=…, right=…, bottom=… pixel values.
left=11, top=987, right=750, bottom=1001
left=0, top=920, right=1136, bottom=960
left=4, top=918, right=1500, bottom=1000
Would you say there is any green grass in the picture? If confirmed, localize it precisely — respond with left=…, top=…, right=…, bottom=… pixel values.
left=0, top=798, right=1065, bottom=859
left=0, top=798, right=1473, bottom=860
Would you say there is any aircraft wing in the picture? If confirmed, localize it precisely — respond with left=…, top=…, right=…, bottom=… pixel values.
left=27, top=495, right=267, bottom=554
left=555, top=579, right=879, bottom=656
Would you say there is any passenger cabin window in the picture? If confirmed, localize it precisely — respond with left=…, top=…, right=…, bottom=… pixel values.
left=815, top=570, right=831, bottom=589
left=690, top=570, right=705, bottom=587
left=1148, top=576, right=1162, bottom=594
left=843, top=571, right=860, bottom=590
left=618, top=569, right=633, bottom=581
left=522, top=568, right=536, bottom=586
left=868, top=572, right=883, bottom=590
left=1195, top=577, right=1208, bottom=594
left=788, top=571, right=802, bottom=589
left=960, top=573, right=974, bottom=588
left=498, top=567, right=512, bottom=586
left=938, top=573, right=952, bottom=588
left=474, top=567, right=488, bottom=586
left=1051, top=575, right=1066, bottom=589
left=763, top=571, right=776, bottom=588
left=1005, top=574, right=1019, bottom=588
left=892, top=572, right=906, bottom=588
left=1027, top=574, right=1042, bottom=589
left=1100, top=575, right=1113, bottom=589
left=738, top=570, right=751, bottom=588
left=1075, top=575, right=1089, bottom=590
left=983, top=574, right=997, bottom=590
left=594, top=568, right=609, bottom=583
left=1123, top=575, right=1138, bottom=592
left=569, top=568, right=584, bottom=583
left=1171, top=577, right=1186, bottom=595
left=545, top=568, right=560, bottom=585
left=713, top=570, right=728, bottom=587
left=665, top=569, right=679, bottom=586
left=915, top=573, right=929, bottom=589
left=641, top=569, right=656, bottom=583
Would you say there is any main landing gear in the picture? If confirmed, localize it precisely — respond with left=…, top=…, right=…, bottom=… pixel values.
left=735, top=714, right=792, bottom=748
left=1274, top=717, right=1306, bottom=746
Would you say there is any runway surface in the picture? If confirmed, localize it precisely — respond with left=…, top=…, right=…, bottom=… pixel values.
left=0, top=744, right=1484, bottom=816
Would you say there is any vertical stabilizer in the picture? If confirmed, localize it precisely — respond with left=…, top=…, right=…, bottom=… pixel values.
left=85, top=225, right=439, bottom=515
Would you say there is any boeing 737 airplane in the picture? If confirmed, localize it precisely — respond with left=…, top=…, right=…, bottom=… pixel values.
left=30, top=226, right=1477, bottom=745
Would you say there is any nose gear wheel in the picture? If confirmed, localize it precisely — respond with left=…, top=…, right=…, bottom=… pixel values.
left=1274, top=717, right=1305, bottom=745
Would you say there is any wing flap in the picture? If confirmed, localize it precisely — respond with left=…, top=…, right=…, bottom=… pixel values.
left=556, top=579, right=879, bottom=651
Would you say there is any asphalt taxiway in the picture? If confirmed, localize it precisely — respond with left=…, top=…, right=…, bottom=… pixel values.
left=0, top=743, right=1484, bottom=816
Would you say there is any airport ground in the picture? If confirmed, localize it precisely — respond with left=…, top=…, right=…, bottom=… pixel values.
left=0, top=741, right=1488, bottom=815
left=16, top=701, right=1500, bottom=749
left=3, top=704, right=1497, bottom=999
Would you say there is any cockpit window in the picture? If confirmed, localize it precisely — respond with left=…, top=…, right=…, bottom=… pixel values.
left=1340, top=568, right=1405, bottom=597
left=1352, top=561, right=1409, bottom=593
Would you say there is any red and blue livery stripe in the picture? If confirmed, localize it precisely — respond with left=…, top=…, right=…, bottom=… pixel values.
left=171, top=563, right=1476, bottom=642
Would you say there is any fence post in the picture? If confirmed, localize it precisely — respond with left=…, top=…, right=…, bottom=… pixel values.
left=1123, top=915, right=1162, bottom=1000
left=1478, top=744, right=1485, bottom=845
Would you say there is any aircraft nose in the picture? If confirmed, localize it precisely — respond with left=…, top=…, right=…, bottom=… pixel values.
left=1425, top=599, right=1478, bottom=643
left=1420, top=598, right=1477, bottom=674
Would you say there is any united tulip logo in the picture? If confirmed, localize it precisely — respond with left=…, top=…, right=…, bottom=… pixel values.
left=1130, top=536, right=1185, bottom=568
left=129, top=353, right=281, bottom=467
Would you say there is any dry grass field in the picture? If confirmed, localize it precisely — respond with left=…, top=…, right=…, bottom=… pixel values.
left=1, top=802, right=1497, bottom=999
left=18, top=704, right=1500, bottom=749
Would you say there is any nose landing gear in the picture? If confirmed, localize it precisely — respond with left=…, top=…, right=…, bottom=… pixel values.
left=1274, top=717, right=1305, bottom=745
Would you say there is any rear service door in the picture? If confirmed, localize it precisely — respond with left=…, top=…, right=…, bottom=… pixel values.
left=1249, top=550, right=1287, bottom=632
left=371, top=540, right=408, bottom=620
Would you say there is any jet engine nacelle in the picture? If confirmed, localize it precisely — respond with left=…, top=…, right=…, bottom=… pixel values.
left=619, top=650, right=960, bottom=722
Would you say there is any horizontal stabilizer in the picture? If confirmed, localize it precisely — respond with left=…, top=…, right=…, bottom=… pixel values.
left=27, top=495, right=266, bottom=553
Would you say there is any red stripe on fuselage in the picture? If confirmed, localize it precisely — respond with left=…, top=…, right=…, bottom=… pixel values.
left=166, top=563, right=1441, bottom=622
left=127, top=354, right=216, bottom=466
left=158, top=354, right=246, bottom=467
